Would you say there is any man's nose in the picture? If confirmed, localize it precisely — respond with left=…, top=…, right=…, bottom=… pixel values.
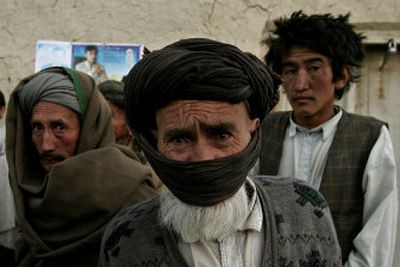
left=293, top=69, right=309, bottom=91
left=39, top=131, right=56, bottom=152
left=191, top=142, right=220, bottom=162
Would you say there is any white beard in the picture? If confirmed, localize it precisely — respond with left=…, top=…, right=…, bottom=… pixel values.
left=159, top=185, right=249, bottom=242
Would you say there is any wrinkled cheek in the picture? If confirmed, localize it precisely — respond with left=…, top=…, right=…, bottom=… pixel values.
left=62, top=138, right=80, bottom=156
left=31, top=137, right=42, bottom=152
left=159, top=145, right=189, bottom=161
left=282, top=79, right=294, bottom=91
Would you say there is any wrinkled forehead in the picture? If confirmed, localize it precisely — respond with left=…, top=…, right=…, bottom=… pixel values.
left=154, top=100, right=251, bottom=129
left=31, top=101, right=80, bottom=122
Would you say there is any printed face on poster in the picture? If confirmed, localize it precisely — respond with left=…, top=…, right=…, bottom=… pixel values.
left=35, top=40, right=143, bottom=83
left=35, top=40, right=72, bottom=71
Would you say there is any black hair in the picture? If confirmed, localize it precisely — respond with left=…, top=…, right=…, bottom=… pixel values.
left=85, top=45, right=98, bottom=53
left=264, top=11, right=365, bottom=99
left=0, top=90, right=5, bottom=107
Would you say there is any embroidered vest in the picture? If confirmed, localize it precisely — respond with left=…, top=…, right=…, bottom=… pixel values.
left=258, top=109, right=385, bottom=261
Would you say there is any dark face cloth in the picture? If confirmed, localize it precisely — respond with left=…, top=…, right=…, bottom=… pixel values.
left=138, top=128, right=261, bottom=207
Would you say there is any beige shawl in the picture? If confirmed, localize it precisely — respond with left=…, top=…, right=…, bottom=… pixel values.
left=6, top=67, right=158, bottom=266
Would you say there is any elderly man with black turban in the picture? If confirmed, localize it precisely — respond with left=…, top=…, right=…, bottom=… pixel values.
left=99, top=38, right=342, bottom=266
left=6, top=67, right=159, bottom=266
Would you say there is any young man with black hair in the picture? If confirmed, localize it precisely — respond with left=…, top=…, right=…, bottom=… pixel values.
left=257, top=11, right=398, bottom=266
left=0, top=90, right=6, bottom=155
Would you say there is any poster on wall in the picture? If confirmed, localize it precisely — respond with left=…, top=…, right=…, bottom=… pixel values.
left=35, top=40, right=72, bottom=71
left=35, top=40, right=143, bottom=84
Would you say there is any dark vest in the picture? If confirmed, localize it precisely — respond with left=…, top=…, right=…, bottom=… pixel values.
left=258, top=109, right=385, bottom=261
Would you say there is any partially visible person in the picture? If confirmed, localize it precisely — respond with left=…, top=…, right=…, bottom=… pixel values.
left=0, top=90, right=16, bottom=266
left=6, top=67, right=158, bottom=266
left=99, top=38, right=342, bottom=266
left=75, top=45, right=108, bottom=84
left=257, top=11, right=398, bottom=266
left=98, top=80, right=133, bottom=146
left=98, top=79, right=164, bottom=191
left=0, top=90, right=6, bottom=155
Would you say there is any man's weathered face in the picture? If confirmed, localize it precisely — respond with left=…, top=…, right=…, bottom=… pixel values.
left=153, top=100, right=259, bottom=161
left=107, top=100, right=132, bottom=146
left=281, top=46, right=348, bottom=128
left=86, top=49, right=98, bottom=64
left=31, top=101, right=81, bottom=173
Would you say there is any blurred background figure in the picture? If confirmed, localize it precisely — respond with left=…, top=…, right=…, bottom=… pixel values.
left=75, top=45, right=108, bottom=84
left=98, top=80, right=132, bottom=146
left=0, top=90, right=6, bottom=154
left=0, top=90, right=16, bottom=266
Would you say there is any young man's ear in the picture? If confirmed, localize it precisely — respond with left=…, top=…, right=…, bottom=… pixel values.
left=335, top=67, right=351, bottom=90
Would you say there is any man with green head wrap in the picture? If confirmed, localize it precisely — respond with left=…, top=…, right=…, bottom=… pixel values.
left=6, top=67, right=159, bottom=266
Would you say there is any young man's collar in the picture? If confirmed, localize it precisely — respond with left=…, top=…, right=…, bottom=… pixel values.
left=288, top=106, right=342, bottom=140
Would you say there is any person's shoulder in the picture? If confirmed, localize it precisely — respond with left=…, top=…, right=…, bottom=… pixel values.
left=100, top=197, right=162, bottom=265
left=106, top=196, right=160, bottom=230
left=253, top=175, right=335, bottom=235
left=264, top=111, right=290, bottom=121
left=102, top=197, right=160, bottom=246
left=342, top=109, right=386, bottom=129
left=253, top=175, right=329, bottom=211
left=253, top=175, right=304, bottom=187
left=76, top=144, right=143, bottom=166
left=252, top=176, right=341, bottom=264
left=261, top=111, right=291, bottom=131
left=75, top=62, right=87, bottom=72
left=75, top=61, right=85, bottom=67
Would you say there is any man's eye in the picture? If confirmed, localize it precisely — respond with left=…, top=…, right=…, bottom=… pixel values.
left=282, top=68, right=296, bottom=76
left=165, top=133, right=190, bottom=145
left=170, top=137, right=188, bottom=145
left=219, top=133, right=231, bottom=139
left=308, top=66, right=320, bottom=72
left=215, top=132, right=232, bottom=141
left=31, top=124, right=43, bottom=133
left=54, top=124, right=66, bottom=133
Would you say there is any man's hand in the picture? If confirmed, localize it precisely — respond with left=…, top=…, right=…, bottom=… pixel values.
left=93, top=64, right=103, bottom=75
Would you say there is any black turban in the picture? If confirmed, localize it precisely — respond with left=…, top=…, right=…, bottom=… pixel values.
left=124, top=38, right=279, bottom=140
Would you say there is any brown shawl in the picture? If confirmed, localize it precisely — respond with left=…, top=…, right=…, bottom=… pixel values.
left=6, top=67, right=158, bottom=266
